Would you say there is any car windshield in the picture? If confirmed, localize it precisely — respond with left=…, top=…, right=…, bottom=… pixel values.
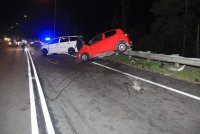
left=48, top=38, right=59, bottom=44
left=60, top=37, right=69, bottom=43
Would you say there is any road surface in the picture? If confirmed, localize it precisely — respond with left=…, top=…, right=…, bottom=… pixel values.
left=0, top=43, right=200, bottom=134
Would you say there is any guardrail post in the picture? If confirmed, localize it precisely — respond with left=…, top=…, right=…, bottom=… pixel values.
left=147, top=51, right=151, bottom=62
left=172, top=54, right=180, bottom=67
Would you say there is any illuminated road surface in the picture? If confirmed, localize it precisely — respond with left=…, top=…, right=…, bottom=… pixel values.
left=0, top=44, right=200, bottom=134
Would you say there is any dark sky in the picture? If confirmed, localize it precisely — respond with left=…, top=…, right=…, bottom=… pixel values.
left=0, top=0, right=153, bottom=40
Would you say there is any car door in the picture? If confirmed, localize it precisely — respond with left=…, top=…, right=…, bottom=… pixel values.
left=48, top=38, right=59, bottom=54
left=69, top=37, right=78, bottom=52
left=104, top=30, right=117, bottom=51
left=58, top=37, right=70, bottom=53
left=88, top=34, right=104, bottom=56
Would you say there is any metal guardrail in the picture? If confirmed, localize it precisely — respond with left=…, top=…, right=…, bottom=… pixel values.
left=125, top=50, right=200, bottom=67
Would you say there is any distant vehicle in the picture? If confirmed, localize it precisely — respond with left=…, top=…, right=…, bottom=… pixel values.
left=77, top=29, right=133, bottom=62
left=31, top=40, right=44, bottom=47
left=41, top=36, right=84, bottom=55
left=20, top=39, right=28, bottom=49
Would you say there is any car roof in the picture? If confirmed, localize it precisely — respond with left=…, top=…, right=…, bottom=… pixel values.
left=90, top=28, right=124, bottom=40
left=51, top=35, right=83, bottom=40
left=103, top=28, right=124, bottom=34
left=59, top=35, right=83, bottom=38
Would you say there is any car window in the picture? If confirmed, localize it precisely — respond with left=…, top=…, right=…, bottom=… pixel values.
left=60, top=37, right=69, bottom=43
left=89, top=34, right=102, bottom=44
left=105, top=30, right=116, bottom=38
left=69, top=37, right=77, bottom=41
left=49, top=38, right=59, bottom=44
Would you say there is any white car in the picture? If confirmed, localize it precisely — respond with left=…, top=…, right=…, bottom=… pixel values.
left=41, top=36, right=84, bottom=55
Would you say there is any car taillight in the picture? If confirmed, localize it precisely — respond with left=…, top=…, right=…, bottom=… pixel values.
left=125, top=33, right=128, bottom=36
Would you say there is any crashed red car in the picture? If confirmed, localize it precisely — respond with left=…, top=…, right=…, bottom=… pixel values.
left=77, top=28, right=133, bottom=62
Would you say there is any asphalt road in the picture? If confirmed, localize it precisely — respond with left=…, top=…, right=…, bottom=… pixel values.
left=0, top=43, right=200, bottom=134
left=0, top=44, right=31, bottom=134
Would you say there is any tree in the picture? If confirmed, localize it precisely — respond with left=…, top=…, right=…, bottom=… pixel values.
left=149, top=0, right=200, bottom=57
left=105, top=0, right=134, bottom=32
left=197, top=23, right=200, bottom=57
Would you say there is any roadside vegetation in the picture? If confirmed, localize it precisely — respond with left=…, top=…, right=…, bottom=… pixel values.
left=107, top=0, right=200, bottom=58
left=103, top=54, right=200, bottom=83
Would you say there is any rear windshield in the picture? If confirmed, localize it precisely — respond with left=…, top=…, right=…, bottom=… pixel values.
left=70, top=37, right=84, bottom=41
left=70, top=37, right=77, bottom=41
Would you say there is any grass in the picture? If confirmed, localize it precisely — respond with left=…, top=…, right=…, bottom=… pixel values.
left=103, top=54, right=200, bottom=83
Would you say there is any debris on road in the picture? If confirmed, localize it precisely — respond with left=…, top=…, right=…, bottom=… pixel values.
left=169, top=65, right=185, bottom=72
left=131, top=80, right=142, bottom=91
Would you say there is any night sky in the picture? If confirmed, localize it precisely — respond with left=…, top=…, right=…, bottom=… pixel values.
left=0, top=0, right=153, bottom=41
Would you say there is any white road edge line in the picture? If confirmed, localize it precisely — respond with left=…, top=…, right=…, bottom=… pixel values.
left=92, top=62, right=200, bottom=101
left=25, top=49, right=39, bottom=134
left=27, top=49, right=56, bottom=134
left=67, top=54, right=200, bottom=101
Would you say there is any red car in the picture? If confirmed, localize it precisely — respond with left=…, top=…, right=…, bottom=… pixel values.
left=77, top=29, right=133, bottom=62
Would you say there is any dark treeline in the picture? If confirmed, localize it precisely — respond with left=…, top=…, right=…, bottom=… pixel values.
left=107, top=0, right=200, bottom=58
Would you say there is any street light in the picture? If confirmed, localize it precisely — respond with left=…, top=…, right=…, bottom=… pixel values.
left=24, top=14, right=27, bottom=18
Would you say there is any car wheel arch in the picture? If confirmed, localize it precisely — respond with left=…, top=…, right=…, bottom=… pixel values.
left=80, top=52, right=90, bottom=62
left=42, top=48, right=48, bottom=55
left=117, top=40, right=127, bottom=53
left=68, top=47, right=75, bottom=55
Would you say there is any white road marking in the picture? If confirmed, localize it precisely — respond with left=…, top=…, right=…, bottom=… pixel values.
left=92, top=62, right=200, bottom=101
left=66, top=54, right=200, bottom=101
left=25, top=49, right=39, bottom=134
left=27, top=49, right=55, bottom=134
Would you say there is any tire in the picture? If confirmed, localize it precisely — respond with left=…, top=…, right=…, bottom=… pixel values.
left=42, top=48, right=48, bottom=56
left=80, top=53, right=89, bottom=62
left=117, top=41, right=127, bottom=53
left=68, top=48, right=75, bottom=55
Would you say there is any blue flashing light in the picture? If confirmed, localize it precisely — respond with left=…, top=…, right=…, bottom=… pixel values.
left=45, top=37, right=51, bottom=41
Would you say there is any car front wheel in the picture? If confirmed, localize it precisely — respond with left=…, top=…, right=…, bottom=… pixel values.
left=81, top=53, right=89, bottom=62
left=117, top=41, right=127, bottom=53
left=42, top=48, right=48, bottom=55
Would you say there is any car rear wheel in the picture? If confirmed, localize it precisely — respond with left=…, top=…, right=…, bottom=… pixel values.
left=68, top=48, right=75, bottom=55
left=42, top=48, right=48, bottom=55
left=117, top=41, right=127, bottom=53
left=81, top=53, right=89, bottom=62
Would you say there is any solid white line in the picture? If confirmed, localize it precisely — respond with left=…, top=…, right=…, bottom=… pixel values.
left=66, top=54, right=200, bottom=101
left=92, top=62, right=200, bottom=101
left=25, top=49, right=39, bottom=134
left=27, top=50, right=56, bottom=134
left=64, top=54, right=200, bottom=101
